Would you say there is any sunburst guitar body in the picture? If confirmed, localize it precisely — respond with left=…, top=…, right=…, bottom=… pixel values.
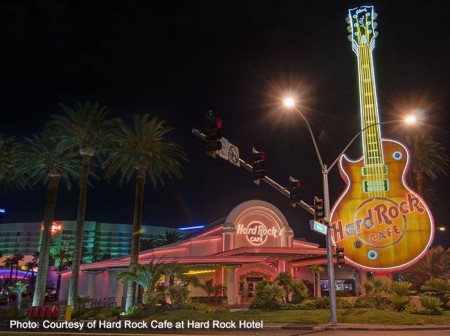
left=330, top=6, right=434, bottom=272
left=331, top=139, right=434, bottom=271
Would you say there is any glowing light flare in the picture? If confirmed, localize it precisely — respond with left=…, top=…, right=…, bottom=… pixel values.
left=404, top=115, right=417, bottom=124
left=438, top=226, right=446, bottom=232
left=283, top=97, right=296, bottom=108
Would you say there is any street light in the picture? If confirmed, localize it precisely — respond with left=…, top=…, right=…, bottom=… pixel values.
left=282, top=96, right=416, bottom=324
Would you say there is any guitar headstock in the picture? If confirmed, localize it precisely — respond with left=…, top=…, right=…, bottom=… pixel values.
left=346, top=6, right=378, bottom=53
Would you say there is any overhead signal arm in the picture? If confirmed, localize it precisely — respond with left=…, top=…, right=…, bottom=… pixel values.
left=192, top=128, right=314, bottom=215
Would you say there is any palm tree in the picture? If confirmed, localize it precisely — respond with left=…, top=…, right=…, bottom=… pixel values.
left=308, top=264, right=324, bottom=298
left=163, top=262, right=187, bottom=287
left=48, top=101, right=118, bottom=308
left=8, top=281, right=28, bottom=313
left=397, top=246, right=450, bottom=289
left=198, top=279, right=215, bottom=301
left=401, top=134, right=449, bottom=200
left=116, top=261, right=166, bottom=305
left=156, top=230, right=184, bottom=247
left=0, top=133, right=27, bottom=191
left=3, top=257, right=14, bottom=285
left=13, top=253, right=24, bottom=280
left=275, top=272, right=293, bottom=303
left=23, top=251, right=39, bottom=293
left=52, top=248, right=70, bottom=267
left=103, top=113, right=186, bottom=313
left=15, top=129, right=80, bottom=307
left=139, top=238, right=159, bottom=251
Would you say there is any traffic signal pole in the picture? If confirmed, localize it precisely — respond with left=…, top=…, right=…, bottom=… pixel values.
left=323, top=165, right=337, bottom=324
left=192, top=128, right=314, bottom=215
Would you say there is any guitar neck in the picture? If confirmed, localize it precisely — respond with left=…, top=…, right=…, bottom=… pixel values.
left=357, top=44, right=384, bottom=166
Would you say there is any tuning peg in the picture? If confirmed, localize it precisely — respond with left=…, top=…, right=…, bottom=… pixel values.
left=347, top=26, right=352, bottom=32
left=374, top=31, right=379, bottom=38
left=373, top=22, right=378, bottom=29
left=348, top=34, right=353, bottom=42
left=345, top=16, right=351, bottom=24
left=373, top=13, right=378, bottom=19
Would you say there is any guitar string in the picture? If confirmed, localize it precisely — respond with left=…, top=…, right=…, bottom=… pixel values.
left=362, top=44, right=376, bottom=198
left=369, top=37, right=384, bottom=199
left=366, top=43, right=381, bottom=198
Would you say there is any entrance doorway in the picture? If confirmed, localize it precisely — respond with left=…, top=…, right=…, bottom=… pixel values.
left=238, top=271, right=271, bottom=302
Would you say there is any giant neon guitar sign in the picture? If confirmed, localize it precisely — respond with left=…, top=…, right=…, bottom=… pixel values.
left=329, top=6, right=434, bottom=272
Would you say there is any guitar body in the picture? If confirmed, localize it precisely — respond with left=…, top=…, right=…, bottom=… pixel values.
left=330, top=139, right=434, bottom=271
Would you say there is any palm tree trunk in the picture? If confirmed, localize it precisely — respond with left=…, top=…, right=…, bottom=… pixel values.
left=413, top=167, right=424, bottom=196
left=315, top=272, right=321, bottom=298
left=17, top=292, right=22, bottom=313
left=9, top=265, right=13, bottom=285
left=56, top=273, right=62, bottom=300
left=68, top=155, right=91, bottom=308
left=125, top=168, right=146, bottom=313
left=32, top=176, right=60, bottom=306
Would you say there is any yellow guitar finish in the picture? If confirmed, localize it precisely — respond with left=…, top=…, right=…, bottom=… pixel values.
left=330, top=139, right=434, bottom=271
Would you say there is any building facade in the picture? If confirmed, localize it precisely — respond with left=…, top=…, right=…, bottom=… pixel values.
left=0, top=221, right=181, bottom=265
left=59, top=200, right=357, bottom=305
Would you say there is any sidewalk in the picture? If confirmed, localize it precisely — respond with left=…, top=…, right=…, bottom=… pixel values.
left=265, top=323, right=450, bottom=331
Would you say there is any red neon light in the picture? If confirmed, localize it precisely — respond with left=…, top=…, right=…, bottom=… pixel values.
left=41, top=222, right=63, bottom=235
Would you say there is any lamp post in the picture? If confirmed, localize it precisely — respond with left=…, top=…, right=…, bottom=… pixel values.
left=283, top=97, right=416, bottom=324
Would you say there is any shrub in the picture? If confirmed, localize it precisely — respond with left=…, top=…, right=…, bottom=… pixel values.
left=249, top=282, right=285, bottom=310
left=421, top=278, right=450, bottom=307
left=127, top=303, right=165, bottom=318
left=290, top=280, right=308, bottom=303
left=364, top=276, right=391, bottom=302
left=354, top=297, right=377, bottom=308
left=390, top=281, right=412, bottom=296
left=336, top=298, right=352, bottom=309
left=0, top=307, right=23, bottom=321
left=389, top=295, right=410, bottom=312
left=280, top=300, right=316, bottom=310
left=418, top=295, right=443, bottom=315
left=93, top=307, right=123, bottom=320
left=168, top=285, right=190, bottom=308
left=298, top=299, right=317, bottom=310
left=315, top=297, right=330, bottom=309
left=213, top=306, right=229, bottom=313
left=179, top=302, right=214, bottom=313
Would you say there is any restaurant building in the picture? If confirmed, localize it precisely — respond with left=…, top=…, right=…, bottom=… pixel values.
left=59, top=200, right=357, bottom=305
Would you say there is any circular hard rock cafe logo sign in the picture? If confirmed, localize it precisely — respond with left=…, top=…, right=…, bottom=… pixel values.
left=236, top=222, right=278, bottom=246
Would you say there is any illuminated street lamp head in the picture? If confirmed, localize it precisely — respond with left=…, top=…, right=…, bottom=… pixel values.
left=404, top=115, right=417, bottom=124
left=283, top=97, right=296, bottom=109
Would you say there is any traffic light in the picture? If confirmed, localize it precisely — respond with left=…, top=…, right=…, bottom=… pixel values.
left=252, top=148, right=265, bottom=184
left=314, top=196, right=325, bottom=221
left=289, top=177, right=301, bottom=205
left=204, top=110, right=223, bottom=152
left=336, top=247, right=345, bottom=266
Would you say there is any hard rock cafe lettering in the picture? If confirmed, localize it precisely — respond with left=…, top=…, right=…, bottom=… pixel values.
left=331, top=193, right=425, bottom=246
left=236, top=222, right=278, bottom=246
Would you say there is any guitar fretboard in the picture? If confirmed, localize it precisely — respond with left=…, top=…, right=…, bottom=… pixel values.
left=357, top=44, right=384, bottom=167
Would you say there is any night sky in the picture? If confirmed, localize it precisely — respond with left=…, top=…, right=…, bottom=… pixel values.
left=1, top=0, right=448, bottom=248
